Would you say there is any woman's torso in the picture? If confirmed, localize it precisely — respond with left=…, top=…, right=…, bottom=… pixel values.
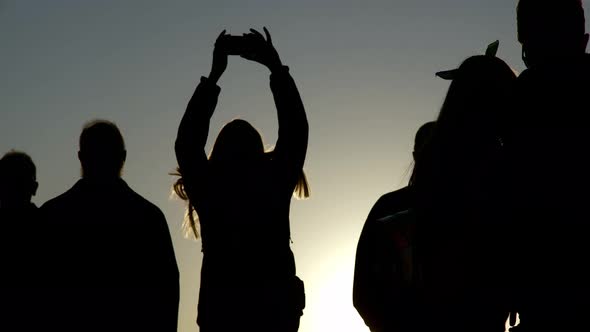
left=196, top=160, right=297, bottom=283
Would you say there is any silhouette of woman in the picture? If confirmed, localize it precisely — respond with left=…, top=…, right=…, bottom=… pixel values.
left=412, top=45, right=517, bottom=332
left=352, top=121, right=435, bottom=332
left=174, top=28, right=309, bottom=332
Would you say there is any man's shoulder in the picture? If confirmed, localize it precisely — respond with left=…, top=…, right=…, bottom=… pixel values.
left=121, top=185, right=172, bottom=238
left=514, top=56, right=590, bottom=120
left=518, top=55, right=590, bottom=82
left=122, top=183, right=165, bottom=219
left=40, top=182, right=80, bottom=211
left=0, top=204, right=39, bottom=221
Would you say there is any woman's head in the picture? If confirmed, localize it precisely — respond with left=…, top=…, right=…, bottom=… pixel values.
left=209, top=119, right=265, bottom=165
left=437, top=55, right=517, bottom=137
left=412, top=55, right=517, bottom=200
left=173, top=118, right=310, bottom=239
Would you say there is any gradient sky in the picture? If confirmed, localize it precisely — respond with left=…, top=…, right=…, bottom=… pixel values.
left=2, top=1, right=588, bottom=331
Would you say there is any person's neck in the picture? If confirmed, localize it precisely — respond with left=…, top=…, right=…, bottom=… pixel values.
left=81, top=175, right=122, bottom=186
left=0, top=200, right=34, bottom=210
left=529, top=52, right=587, bottom=68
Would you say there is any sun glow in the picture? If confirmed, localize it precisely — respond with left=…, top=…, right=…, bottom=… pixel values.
left=305, top=252, right=369, bottom=332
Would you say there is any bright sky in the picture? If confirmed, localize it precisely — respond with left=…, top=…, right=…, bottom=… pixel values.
left=2, top=1, right=588, bottom=331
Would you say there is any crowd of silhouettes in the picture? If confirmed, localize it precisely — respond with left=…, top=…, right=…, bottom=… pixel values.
left=353, top=0, right=590, bottom=332
left=2, top=0, right=590, bottom=331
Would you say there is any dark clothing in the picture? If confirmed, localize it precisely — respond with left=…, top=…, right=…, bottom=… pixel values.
left=355, top=181, right=508, bottom=332
left=505, top=54, right=590, bottom=331
left=416, top=203, right=510, bottom=332
left=0, top=203, right=39, bottom=286
left=0, top=203, right=45, bottom=330
left=40, top=179, right=179, bottom=332
left=352, top=187, right=415, bottom=332
left=175, top=67, right=308, bottom=331
left=415, top=120, right=511, bottom=332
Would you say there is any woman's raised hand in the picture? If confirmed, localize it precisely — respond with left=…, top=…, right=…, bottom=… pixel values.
left=209, top=30, right=228, bottom=84
left=241, top=27, right=283, bottom=72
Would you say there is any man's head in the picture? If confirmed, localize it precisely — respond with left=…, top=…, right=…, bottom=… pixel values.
left=517, top=0, right=589, bottom=67
left=0, top=151, right=38, bottom=208
left=78, top=120, right=126, bottom=180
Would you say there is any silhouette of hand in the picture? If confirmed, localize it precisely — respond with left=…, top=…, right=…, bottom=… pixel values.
left=209, top=30, right=228, bottom=84
left=241, top=27, right=283, bottom=72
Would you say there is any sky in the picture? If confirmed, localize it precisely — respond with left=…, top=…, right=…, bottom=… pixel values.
left=2, top=1, right=587, bottom=331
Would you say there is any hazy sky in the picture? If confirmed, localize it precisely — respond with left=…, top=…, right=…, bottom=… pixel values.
left=2, top=1, right=587, bottom=331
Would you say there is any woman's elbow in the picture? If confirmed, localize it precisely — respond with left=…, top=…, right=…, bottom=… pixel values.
left=174, top=138, right=188, bottom=162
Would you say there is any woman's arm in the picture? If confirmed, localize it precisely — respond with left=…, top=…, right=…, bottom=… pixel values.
left=241, top=28, right=309, bottom=184
left=270, top=66, right=309, bottom=175
left=174, top=78, right=220, bottom=188
left=174, top=31, right=228, bottom=199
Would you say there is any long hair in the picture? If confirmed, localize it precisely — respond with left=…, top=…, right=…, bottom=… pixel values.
left=413, top=55, right=517, bottom=205
left=173, top=119, right=310, bottom=239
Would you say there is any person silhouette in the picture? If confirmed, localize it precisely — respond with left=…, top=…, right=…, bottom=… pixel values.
left=412, top=50, right=516, bottom=332
left=41, top=120, right=179, bottom=331
left=174, top=28, right=308, bottom=332
left=517, top=0, right=588, bottom=69
left=0, top=151, right=38, bottom=211
left=352, top=121, right=435, bottom=332
left=504, top=1, right=590, bottom=330
left=0, top=151, right=43, bottom=329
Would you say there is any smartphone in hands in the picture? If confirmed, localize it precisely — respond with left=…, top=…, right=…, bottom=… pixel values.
left=224, top=35, right=248, bottom=55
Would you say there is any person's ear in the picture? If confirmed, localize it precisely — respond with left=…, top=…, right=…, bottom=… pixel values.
left=582, top=33, right=589, bottom=52
left=521, top=46, right=530, bottom=68
left=32, top=181, right=38, bottom=196
left=122, top=150, right=127, bottom=164
left=78, top=150, right=83, bottom=163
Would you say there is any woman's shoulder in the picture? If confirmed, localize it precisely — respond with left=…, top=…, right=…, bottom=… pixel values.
left=375, top=209, right=416, bottom=228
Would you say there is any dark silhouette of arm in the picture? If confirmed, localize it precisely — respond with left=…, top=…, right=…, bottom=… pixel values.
left=239, top=27, right=308, bottom=184
left=270, top=67, right=309, bottom=183
left=175, top=78, right=220, bottom=199
left=353, top=188, right=412, bottom=332
left=175, top=31, right=226, bottom=199
left=149, top=208, right=180, bottom=332
left=353, top=199, right=387, bottom=332
left=132, top=201, right=181, bottom=331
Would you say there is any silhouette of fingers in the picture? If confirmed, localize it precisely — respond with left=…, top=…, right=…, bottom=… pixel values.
left=214, top=30, right=227, bottom=46
left=249, top=28, right=265, bottom=41
left=263, top=27, right=273, bottom=44
left=217, top=30, right=226, bottom=39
